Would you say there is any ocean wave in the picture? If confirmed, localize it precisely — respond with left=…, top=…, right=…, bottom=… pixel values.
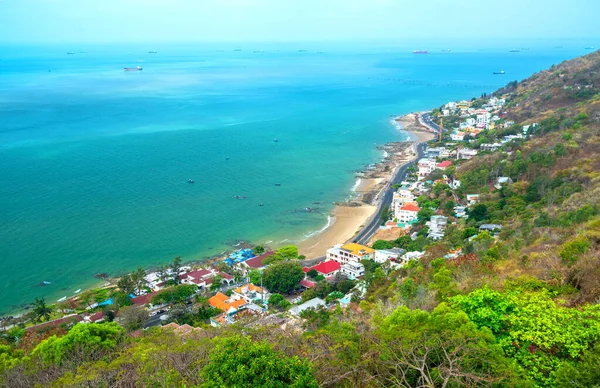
left=303, top=215, right=333, bottom=239
left=351, top=178, right=362, bottom=192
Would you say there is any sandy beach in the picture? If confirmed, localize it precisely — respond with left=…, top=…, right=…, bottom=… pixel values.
left=298, top=114, right=433, bottom=258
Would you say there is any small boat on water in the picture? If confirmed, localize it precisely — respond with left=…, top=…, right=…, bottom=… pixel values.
left=57, top=297, right=67, bottom=302
left=493, top=70, right=506, bottom=75
left=188, top=179, right=195, bottom=183
left=124, top=66, right=143, bottom=71
left=509, top=49, right=520, bottom=53
left=66, top=52, right=75, bottom=55
left=585, top=46, right=595, bottom=50
left=42, top=281, right=51, bottom=285
left=413, top=50, right=429, bottom=54
left=274, top=183, right=281, bottom=186
left=148, top=51, right=158, bottom=54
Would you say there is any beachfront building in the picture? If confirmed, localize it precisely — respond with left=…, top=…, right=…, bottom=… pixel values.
left=326, top=243, right=374, bottom=265
left=236, top=251, right=275, bottom=274
left=418, top=158, right=437, bottom=177
left=396, top=203, right=420, bottom=224
left=341, top=262, right=365, bottom=279
left=303, top=260, right=341, bottom=279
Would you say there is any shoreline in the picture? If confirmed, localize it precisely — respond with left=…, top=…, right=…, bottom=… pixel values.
left=297, top=114, right=434, bottom=258
left=1, top=114, right=434, bottom=319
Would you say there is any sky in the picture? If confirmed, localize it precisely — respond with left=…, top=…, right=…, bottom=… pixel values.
left=0, top=0, right=598, bottom=44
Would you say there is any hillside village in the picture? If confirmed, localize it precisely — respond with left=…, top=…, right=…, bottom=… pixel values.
left=1, top=51, right=599, bottom=387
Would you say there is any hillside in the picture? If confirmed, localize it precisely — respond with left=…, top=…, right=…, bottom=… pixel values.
left=1, top=52, right=600, bottom=388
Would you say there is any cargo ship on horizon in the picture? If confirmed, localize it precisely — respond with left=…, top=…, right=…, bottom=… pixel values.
left=413, top=50, right=429, bottom=54
left=124, top=66, right=143, bottom=72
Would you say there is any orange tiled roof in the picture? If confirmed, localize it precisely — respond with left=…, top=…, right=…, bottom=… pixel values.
left=234, top=283, right=263, bottom=294
left=208, top=292, right=246, bottom=312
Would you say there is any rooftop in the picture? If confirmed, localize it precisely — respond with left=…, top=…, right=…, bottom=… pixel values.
left=242, top=251, right=275, bottom=268
left=208, top=292, right=247, bottom=313
left=340, top=243, right=374, bottom=256
left=304, top=260, right=341, bottom=275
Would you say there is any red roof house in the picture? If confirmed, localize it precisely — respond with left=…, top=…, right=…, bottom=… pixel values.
left=400, top=203, right=420, bottom=213
left=303, top=260, right=341, bottom=277
left=437, top=160, right=452, bottom=169
left=240, top=251, right=275, bottom=269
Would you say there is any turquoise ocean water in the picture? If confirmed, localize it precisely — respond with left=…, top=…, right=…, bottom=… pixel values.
left=0, top=41, right=591, bottom=314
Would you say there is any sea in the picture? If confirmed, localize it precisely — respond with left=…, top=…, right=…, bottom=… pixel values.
left=0, top=41, right=592, bottom=314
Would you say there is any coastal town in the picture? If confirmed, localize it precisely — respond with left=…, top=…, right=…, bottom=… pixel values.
left=1, top=89, right=538, bottom=334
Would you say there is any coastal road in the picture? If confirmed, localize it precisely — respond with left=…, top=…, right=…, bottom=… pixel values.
left=352, top=141, right=428, bottom=245
left=420, top=113, right=441, bottom=134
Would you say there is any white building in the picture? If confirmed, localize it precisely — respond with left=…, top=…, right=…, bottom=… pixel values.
left=341, top=262, right=365, bottom=279
left=450, top=132, right=466, bottom=141
left=397, top=203, right=420, bottom=224
left=495, top=177, right=513, bottom=190
left=476, top=112, right=492, bottom=127
left=289, top=298, right=326, bottom=316
left=426, top=215, right=448, bottom=240
left=480, top=143, right=502, bottom=152
left=466, top=194, right=480, bottom=205
left=456, top=148, right=478, bottom=160
left=401, top=251, right=425, bottom=262
left=326, top=243, right=374, bottom=264
left=374, top=248, right=406, bottom=263
left=418, top=158, right=438, bottom=177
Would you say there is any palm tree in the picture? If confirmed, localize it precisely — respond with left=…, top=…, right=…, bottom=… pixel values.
left=32, top=297, right=52, bottom=322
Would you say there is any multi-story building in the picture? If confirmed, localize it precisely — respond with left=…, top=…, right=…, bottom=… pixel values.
left=397, top=203, right=420, bottom=224
left=326, top=243, right=374, bottom=264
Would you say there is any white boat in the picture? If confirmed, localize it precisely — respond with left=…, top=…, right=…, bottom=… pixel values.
left=57, top=296, right=67, bottom=302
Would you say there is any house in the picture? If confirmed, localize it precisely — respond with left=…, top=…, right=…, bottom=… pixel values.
left=456, top=148, right=478, bottom=160
left=466, top=194, right=480, bottom=205
left=418, top=158, right=438, bottom=177
left=392, top=186, right=416, bottom=220
left=426, top=147, right=446, bottom=158
left=454, top=205, right=467, bottom=218
left=401, top=251, right=425, bottom=262
left=237, top=251, right=275, bottom=273
left=326, top=243, right=375, bottom=264
left=232, top=284, right=268, bottom=304
left=396, top=203, right=420, bottom=224
left=374, top=248, right=406, bottom=263
left=450, top=132, right=465, bottom=141
left=341, top=262, right=365, bottom=279
left=437, top=160, right=452, bottom=169
left=289, top=298, right=326, bottom=316
left=479, top=224, right=502, bottom=234
left=450, top=179, right=461, bottom=189
left=426, top=215, right=448, bottom=240
left=494, top=177, right=513, bottom=190
left=300, top=279, right=316, bottom=289
left=480, top=143, right=502, bottom=152
left=303, top=260, right=341, bottom=278
left=132, top=292, right=158, bottom=308
left=208, top=292, right=247, bottom=314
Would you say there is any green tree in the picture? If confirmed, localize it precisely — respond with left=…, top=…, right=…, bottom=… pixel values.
left=376, top=303, right=521, bottom=387
left=462, top=226, right=478, bottom=239
left=372, top=240, right=395, bottom=250
left=451, top=287, right=516, bottom=336
left=262, top=261, right=305, bottom=294
left=171, top=256, right=182, bottom=284
left=33, top=323, right=125, bottom=365
left=306, top=269, right=318, bottom=279
left=248, top=269, right=261, bottom=285
left=469, top=204, right=488, bottom=222
left=273, top=245, right=299, bottom=261
left=117, top=275, right=135, bottom=295
left=559, top=236, right=591, bottom=264
left=252, top=245, right=265, bottom=256
left=201, top=336, right=318, bottom=388
left=152, top=284, right=196, bottom=306
left=32, top=298, right=52, bottom=322
left=443, top=200, right=455, bottom=216
left=417, top=207, right=434, bottom=223
left=118, top=306, right=149, bottom=332
left=555, top=343, right=600, bottom=387
left=268, top=293, right=291, bottom=311
left=210, top=275, right=224, bottom=291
